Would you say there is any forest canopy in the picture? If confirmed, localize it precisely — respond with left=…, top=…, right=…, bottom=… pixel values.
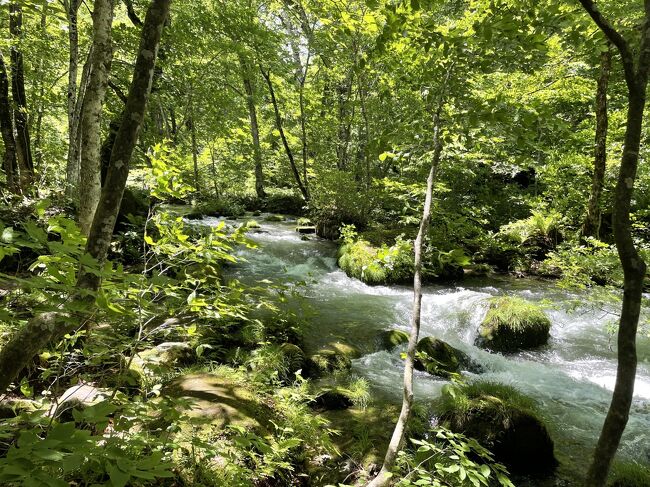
left=0, top=0, right=649, bottom=486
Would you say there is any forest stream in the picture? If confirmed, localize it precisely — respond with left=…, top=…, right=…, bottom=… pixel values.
left=202, top=215, right=650, bottom=483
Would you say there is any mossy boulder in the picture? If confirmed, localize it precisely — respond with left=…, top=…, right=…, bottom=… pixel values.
left=435, top=381, right=557, bottom=477
left=414, top=337, right=481, bottom=378
left=0, top=397, right=39, bottom=419
left=338, top=239, right=413, bottom=285
left=265, top=214, right=286, bottom=222
left=305, top=342, right=361, bottom=378
left=379, top=329, right=410, bottom=351
left=476, top=296, right=551, bottom=352
left=165, top=372, right=272, bottom=430
left=311, top=390, right=353, bottom=411
left=129, top=342, right=195, bottom=381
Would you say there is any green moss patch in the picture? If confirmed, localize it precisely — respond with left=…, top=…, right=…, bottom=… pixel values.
left=338, top=239, right=413, bottom=285
left=435, top=381, right=557, bottom=477
left=379, top=329, right=410, bottom=351
left=477, top=296, right=551, bottom=352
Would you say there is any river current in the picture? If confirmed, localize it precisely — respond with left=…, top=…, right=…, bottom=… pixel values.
left=201, top=216, right=650, bottom=480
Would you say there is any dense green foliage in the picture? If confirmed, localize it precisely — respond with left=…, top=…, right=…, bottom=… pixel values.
left=0, top=0, right=649, bottom=485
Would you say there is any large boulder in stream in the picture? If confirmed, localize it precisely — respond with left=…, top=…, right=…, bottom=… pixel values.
left=476, top=296, right=551, bottom=353
left=414, top=337, right=482, bottom=379
left=435, top=381, right=557, bottom=477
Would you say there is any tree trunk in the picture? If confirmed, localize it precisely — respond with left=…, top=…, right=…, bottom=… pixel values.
left=0, top=51, right=18, bottom=194
left=261, top=67, right=310, bottom=201
left=368, top=105, right=445, bottom=487
left=78, top=0, right=114, bottom=235
left=9, top=2, right=34, bottom=192
left=336, top=73, right=353, bottom=171
left=240, top=58, right=265, bottom=199
left=65, top=0, right=82, bottom=196
left=585, top=89, right=648, bottom=487
left=190, top=116, right=200, bottom=192
left=582, top=47, right=612, bottom=239
left=577, top=2, right=650, bottom=486
left=0, top=0, right=171, bottom=395
left=33, top=3, right=48, bottom=171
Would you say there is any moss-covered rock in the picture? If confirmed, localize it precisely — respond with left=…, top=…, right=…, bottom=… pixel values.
left=265, top=214, right=286, bottom=222
left=435, top=381, right=557, bottom=477
left=338, top=239, right=413, bottom=285
left=305, top=342, right=361, bottom=378
left=129, top=342, right=195, bottom=382
left=379, top=329, right=410, bottom=351
left=311, top=390, right=353, bottom=411
left=609, top=461, right=650, bottom=487
left=0, top=397, right=39, bottom=419
left=476, top=296, right=551, bottom=352
left=414, top=336, right=481, bottom=378
left=296, top=226, right=316, bottom=234
left=165, top=372, right=272, bottom=430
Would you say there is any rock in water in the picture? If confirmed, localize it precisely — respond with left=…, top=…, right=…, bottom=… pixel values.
left=379, top=329, right=410, bottom=351
left=476, top=296, right=551, bottom=352
left=414, top=336, right=481, bottom=378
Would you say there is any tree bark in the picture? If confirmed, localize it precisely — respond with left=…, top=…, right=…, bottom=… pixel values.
left=582, top=47, right=612, bottom=239
left=0, top=0, right=171, bottom=395
left=368, top=103, right=445, bottom=487
left=0, top=51, right=19, bottom=194
left=9, top=1, right=34, bottom=192
left=79, top=0, right=115, bottom=235
left=240, top=58, right=266, bottom=199
left=190, top=115, right=200, bottom=192
left=577, top=2, right=650, bottom=486
left=261, top=67, right=310, bottom=201
left=65, top=0, right=82, bottom=196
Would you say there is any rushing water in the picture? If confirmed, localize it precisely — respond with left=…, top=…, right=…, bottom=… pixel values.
left=201, top=216, right=650, bottom=481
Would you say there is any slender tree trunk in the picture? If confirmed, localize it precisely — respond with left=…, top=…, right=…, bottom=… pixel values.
left=65, top=0, right=82, bottom=196
left=582, top=47, right=612, bottom=239
left=9, top=2, right=34, bottom=192
left=209, top=144, right=219, bottom=198
left=577, top=2, right=650, bottom=486
left=261, top=67, right=310, bottom=201
left=0, top=51, right=18, bottom=194
left=0, top=0, right=171, bottom=395
left=33, top=3, right=48, bottom=172
left=78, top=0, right=114, bottom=235
left=190, top=116, right=200, bottom=192
left=336, top=73, right=353, bottom=171
left=368, top=105, right=445, bottom=487
left=240, top=58, right=266, bottom=199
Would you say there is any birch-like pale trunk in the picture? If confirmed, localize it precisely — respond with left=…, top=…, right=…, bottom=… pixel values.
left=78, top=0, right=114, bottom=235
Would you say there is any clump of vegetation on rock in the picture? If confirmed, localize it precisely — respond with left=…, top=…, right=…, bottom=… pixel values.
left=609, top=461, right=650, bottom=487
left=338, top=225, right=413, bottom=285
left=477, top=296, right=551, bottom=352
left=435, top=381, right=557, bottom=477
